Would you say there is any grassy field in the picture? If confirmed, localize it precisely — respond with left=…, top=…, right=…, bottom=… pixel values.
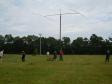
left=0, top=54, right=112, bottom=84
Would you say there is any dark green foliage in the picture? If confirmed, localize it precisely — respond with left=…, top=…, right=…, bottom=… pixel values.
left=0, top=34, right=112, bottom=54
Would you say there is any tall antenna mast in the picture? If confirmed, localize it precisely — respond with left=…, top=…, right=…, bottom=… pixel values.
left=60, top=9, right=62, bottom=41
left=44, top=9, right=83, bottom=48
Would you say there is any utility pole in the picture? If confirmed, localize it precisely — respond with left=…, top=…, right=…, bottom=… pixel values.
left=39, top=34, right=42, bottom=55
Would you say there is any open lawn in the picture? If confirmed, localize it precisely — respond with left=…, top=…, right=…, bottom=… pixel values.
left=0, top=54, right=112, bottom=84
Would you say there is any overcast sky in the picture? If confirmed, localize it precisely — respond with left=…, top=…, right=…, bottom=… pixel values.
left=0, top=0, right=112, bottom=40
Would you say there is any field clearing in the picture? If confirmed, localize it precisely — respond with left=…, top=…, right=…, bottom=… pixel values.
left=0, top=54, right=112, bottom=84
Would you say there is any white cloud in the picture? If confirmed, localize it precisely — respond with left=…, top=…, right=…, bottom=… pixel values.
left=0, top=0, right=112, bottom=39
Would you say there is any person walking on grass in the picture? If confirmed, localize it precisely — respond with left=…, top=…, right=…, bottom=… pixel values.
left=0, top=50, right=4, bottom=64
left=53, top=51, right=57, bottom=61
left=0, top=50, right=4, bottom=63
left=105, top=49, right=110, bottom=64
left=46, top=51, right=51, bottom=61
left=46, top=51, right=50, bottom=56
left=21, top=51, right=26, bottom=62
left=59, top=49, right=64, bottom=61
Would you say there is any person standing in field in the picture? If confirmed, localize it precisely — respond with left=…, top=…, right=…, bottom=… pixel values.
left=59, top=49, right=64, bottom=61
left=0, top=50, right=4, bottom=64
left=53, top=51, right=57, bottom=61
left=46, top=51, right=50, bottom=60
left=46, top=51, right=52, bottom=61
left=105, top=49, right=110, bottom=64
left=46, top=51, right=50, bottom=56
left=21, top=51, right=26, bottom=62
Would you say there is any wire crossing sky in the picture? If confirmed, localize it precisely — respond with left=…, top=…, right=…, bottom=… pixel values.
left=0, top=0, right=112, bottom=39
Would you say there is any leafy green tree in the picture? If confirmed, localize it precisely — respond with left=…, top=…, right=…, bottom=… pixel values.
left=0, top=35, right=4, bottom=45
left=62, top=37, right=71, bottom=54
left=0, top=34, right=111, bottom=55
left=4, top=34, right=14, bottom=44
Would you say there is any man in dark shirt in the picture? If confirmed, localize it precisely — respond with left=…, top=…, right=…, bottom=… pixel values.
left=53, top=51, right=57, bottom=61
left=21, top=51, right=26, bottom=62
left=105, top=49, right=110, bottom=64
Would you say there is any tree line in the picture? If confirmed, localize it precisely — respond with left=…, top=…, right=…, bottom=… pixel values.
left=0, top=34, right=112, bottom=55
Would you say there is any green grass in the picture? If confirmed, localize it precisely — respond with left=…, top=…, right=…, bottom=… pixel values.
left=0, top=54, right=112, bottom=84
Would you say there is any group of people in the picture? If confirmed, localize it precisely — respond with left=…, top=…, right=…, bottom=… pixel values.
left=0, top=50, right=26, bottom=63
left=0, top=49, right=111, bottom=63
left=46, top=49, right=64, bottom=61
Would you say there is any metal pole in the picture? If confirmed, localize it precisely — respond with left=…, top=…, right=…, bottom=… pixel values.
left=60, top=13, right=61, bottom=41
left=44, top=10, right=83, bottom=49
left=39, top=34, right=42, bottom=55
left=44, top=10, right=82, bottom=41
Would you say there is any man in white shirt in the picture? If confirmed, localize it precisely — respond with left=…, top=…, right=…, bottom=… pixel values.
left=46, top=51, right=50, bottom=56
left=0, top=50, right=4, bottom=63
left=46, top=51, right=53, bottom=61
